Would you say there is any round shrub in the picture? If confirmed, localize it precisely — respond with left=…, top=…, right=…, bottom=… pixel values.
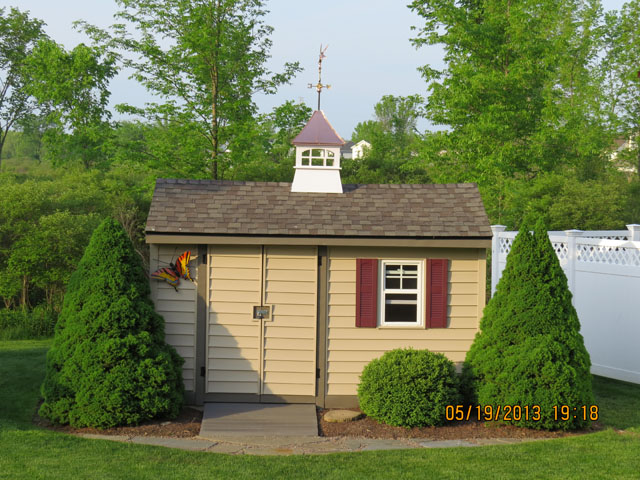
left=39, top=218, right=184, bottom=428
left=357, top=348, right=461, bottom=427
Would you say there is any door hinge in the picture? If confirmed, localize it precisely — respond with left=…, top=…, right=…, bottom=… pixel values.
left=318, top=256, right=322, bottom=267
left=316, top=368, right=321, bottom=379
left=200, top=366, right=206, bottom=377
left=201, top=255, right=207, bottom=265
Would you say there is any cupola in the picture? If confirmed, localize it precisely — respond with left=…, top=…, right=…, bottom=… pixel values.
left=291, top=110, right=345, bottom=193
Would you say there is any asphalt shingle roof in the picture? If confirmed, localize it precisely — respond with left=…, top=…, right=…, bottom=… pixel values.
left=146, top=179, right=491, bottom=239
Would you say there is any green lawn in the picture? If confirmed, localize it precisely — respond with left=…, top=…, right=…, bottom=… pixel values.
left=1, top=340, right=639, bottom=480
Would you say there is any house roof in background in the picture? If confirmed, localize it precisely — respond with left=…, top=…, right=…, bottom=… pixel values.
left=340, top=140, right=355, bottom=156
left=292, top=110, right=345, bottom=146
left=146, top=179, right=491, bottom=239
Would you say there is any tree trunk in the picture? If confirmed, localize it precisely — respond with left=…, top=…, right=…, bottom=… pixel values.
left=210, top=0, right=222, bottom=181
left=21, top=275, right=29, bottom=309
left=0, top=127, right=8, bottom=170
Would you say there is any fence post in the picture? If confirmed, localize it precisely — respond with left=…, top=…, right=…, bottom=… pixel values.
left=564, top=230, right=583, bottom=299
left=490, top=225, right=507, bottom=296
left=627, top=224, right=640, bottom=241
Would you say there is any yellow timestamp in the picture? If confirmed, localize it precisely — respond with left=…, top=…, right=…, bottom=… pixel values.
left=445, top=405, right=599, bottom=422
left=553, top=405, right=599, bottom=421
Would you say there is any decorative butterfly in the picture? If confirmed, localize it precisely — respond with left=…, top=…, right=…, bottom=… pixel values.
left=151, top=251, right=193, bottom=291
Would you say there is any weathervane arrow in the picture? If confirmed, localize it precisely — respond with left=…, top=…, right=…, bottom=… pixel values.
left=308, top=44, right=331, bottom=111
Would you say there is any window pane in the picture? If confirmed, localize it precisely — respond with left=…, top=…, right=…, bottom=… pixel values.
left=312, top=158, right=323, bottom=166
left=403, top=277, right=417, bottom=289
left=385, top=265, right=401, bottom=275
left=302, top=150, right=310, bottom=157
left=312, top=149, right=323, bottom=156
left=302, top=158, right=310, bottom=166
left=404, top=265, right=417, bottom=272
left=386, top=277, right=400, bottom=289
left=326, top=158, right=334, bottom=166
left=385, top=303, right=417, bottom=323
left=385, top=293, right=417, bottom=303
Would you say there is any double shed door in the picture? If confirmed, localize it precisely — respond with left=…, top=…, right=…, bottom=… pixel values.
left=207, top=245, right=318, bottom=400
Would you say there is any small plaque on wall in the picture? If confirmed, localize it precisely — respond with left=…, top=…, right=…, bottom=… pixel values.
left=253, top=306, right=270, bottom=320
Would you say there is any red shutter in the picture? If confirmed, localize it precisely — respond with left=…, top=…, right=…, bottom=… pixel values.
left=426, top=259, right=448, bottom=328
left=356, top=258, right=378, bottom=328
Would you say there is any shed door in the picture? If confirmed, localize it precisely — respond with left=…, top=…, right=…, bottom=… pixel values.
left=207, top=245, right=318, bottom=401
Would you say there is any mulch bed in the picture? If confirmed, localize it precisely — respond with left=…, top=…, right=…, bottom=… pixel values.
left=33, top=405, right=203, bottom=438
left=317, top=409, right=601, bottom=440
left=34, top=405, right=602, bottom=440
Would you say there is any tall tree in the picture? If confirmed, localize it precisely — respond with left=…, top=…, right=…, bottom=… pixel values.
left=0, top=8, right=46, bottom=167
left=344, top=95, right=429, bottom=184
left=410, top=0, right=610, bottom=219
left=22, top=40, right=118, bottom=169
left=228, top=100, right=312, bottom=181
left=601, top=0, right=640, bottom=176
left=80, top=0, right=301, bottom=179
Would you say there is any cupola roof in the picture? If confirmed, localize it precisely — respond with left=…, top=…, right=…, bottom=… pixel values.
left=292, top=110, right=345, bottom=146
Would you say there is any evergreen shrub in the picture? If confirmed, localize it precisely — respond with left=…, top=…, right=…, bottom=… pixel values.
left=357, top=348, right=460, bottom=427
left=463, top=218, right=594, bottom=430
left=39, top=218, right=184, bottom=428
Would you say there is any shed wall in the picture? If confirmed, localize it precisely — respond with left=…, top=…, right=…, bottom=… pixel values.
left=326, top=246, right=486, bottom=397
left=150, top=245, right=198, bottom=392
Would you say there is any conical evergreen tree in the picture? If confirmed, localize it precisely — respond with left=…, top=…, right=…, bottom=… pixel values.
left=463, top=217, right=593, bottom=430
left=40, top=218, right=184, bottom=428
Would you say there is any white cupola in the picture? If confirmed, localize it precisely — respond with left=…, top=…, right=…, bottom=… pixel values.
left=291, top=110, right=345, bottom=193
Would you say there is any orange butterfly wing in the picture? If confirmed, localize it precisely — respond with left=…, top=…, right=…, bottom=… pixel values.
left=151, top=267, right=180, bottom=291
left=174, top=251, right=193, bottom=281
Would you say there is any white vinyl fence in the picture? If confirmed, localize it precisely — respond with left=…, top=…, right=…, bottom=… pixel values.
left=491, top=224, right=640, bottom=384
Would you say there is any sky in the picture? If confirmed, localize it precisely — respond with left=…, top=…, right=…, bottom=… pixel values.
left=0, top=0, right=629, bottom=138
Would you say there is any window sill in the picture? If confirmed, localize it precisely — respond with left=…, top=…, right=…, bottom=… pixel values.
left=377, top=325, right=425, bottom=329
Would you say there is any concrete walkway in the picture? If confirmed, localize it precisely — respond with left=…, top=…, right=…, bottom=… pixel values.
left=74, top=402, right=546, bottom=455
left=77, top=432, right=543, bottom=455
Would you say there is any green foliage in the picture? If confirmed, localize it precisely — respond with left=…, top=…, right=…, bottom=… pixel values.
left=463, top=218, right=594, bottom=430
left=39, top=218, right=183, bottom=428
left=358, top=348, right=460, bottom=427
left=0, top=168, right=154, bottom=311
left=0, top=306, right=56, bottom=340
left=494, top=172, right=631, bottom=230
left=343, top=95, right=430, bottom=184
left=22, top=39, right=118, bottom=169
left=409, top=0, right=614, bottom=220
left=79, top=0, right=301, bottom=179
left=228, top=100, right=312, bottom=182
left=601, top=1, right=640, bottom=176
left=0, top=7, right=46, bottom=166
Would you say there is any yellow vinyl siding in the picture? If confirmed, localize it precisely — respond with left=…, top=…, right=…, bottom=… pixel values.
left=326, top=246, right=485, bottom=397
left=207, top=245, right=262, bottom=395
left=150, top=245, right=197, bottom=392
left=262, top=246, right=317, bottom=396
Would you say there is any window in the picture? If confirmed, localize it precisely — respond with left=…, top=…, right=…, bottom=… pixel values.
left=355, top=258, right=448, bottom=329
left=300, top=148, right=335, bottom=167
left=380, top=260, right=423, bottom=326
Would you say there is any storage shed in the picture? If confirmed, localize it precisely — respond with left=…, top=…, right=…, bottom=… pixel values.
left=145, top=110, right=492, bottom=407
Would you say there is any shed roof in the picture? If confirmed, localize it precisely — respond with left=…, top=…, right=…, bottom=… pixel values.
left=291, top=110, right=345, bottom=146
left=146, top=179, right=491, bottom=239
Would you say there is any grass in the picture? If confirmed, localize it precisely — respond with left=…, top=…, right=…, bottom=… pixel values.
left=1, top=340, right=640, bottom=480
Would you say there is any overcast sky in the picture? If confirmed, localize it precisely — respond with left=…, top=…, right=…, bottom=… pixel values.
left=1, top=0, right=628, bottom=138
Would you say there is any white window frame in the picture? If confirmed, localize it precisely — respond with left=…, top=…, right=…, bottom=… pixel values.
left=300, top=148, right=335, bottom=167
left=379, top=260, right=424, bottom=327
